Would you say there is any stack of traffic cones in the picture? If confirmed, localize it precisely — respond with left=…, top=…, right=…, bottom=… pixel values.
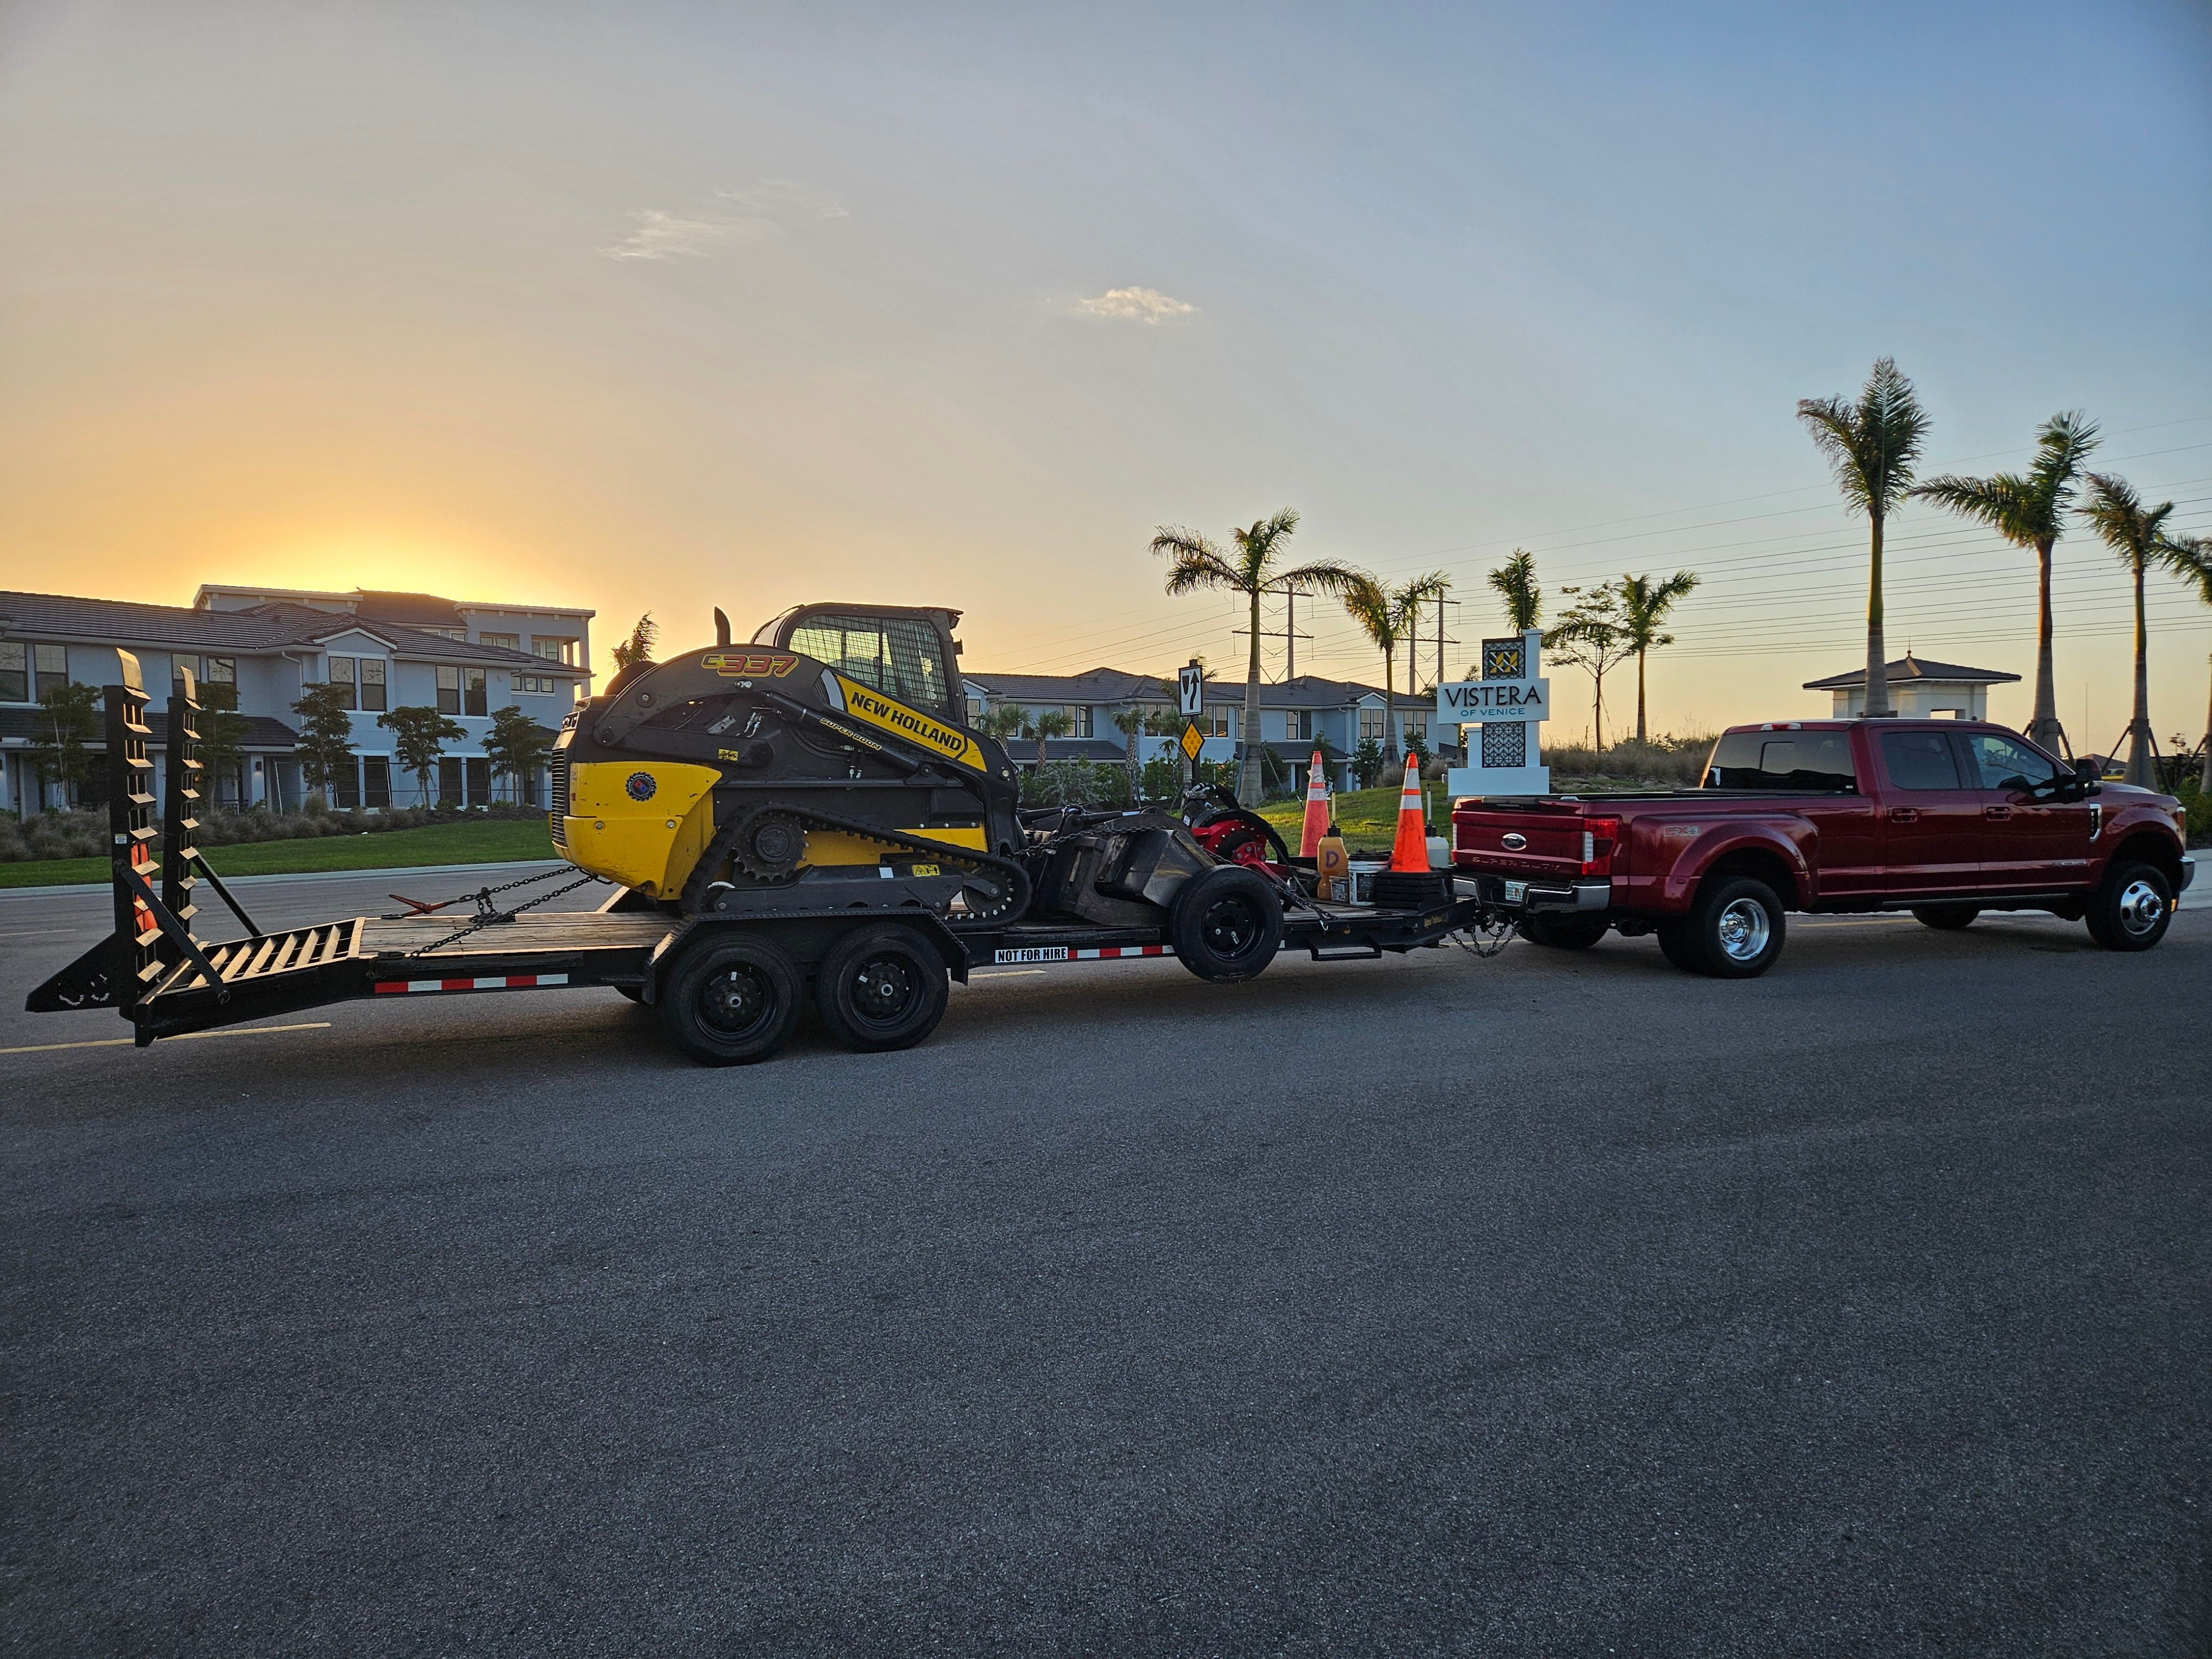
left=1298, top=750, right=1330, bottom=857
left=1388, top=753, right=1431, bottom=873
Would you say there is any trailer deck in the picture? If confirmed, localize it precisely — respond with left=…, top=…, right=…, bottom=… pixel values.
left=25, top=659, right=1503, bottom=1061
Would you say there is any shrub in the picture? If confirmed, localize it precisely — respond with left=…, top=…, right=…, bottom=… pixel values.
left=0, top=801, right=545, bottom=863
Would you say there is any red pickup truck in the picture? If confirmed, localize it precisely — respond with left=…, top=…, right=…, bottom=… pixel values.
left=1452, top=719, right=2195, bottom=977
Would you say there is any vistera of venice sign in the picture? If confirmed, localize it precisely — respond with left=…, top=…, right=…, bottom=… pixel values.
left=1434, top=627, right=1551, bottom=798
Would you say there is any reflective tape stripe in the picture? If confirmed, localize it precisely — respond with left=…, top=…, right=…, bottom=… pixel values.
left=1070, top=945, right=1174, bottom=959
left=372, top=973, right=571, bottom=995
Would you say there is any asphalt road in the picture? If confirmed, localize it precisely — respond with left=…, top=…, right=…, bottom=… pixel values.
left=3, top=869, right=2208, bottom=1656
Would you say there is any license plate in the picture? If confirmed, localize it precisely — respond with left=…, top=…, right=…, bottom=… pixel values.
left=1503, top=880, right=1527, bottom=904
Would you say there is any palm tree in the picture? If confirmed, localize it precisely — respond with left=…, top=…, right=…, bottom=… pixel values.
left=1797, top=358, right=1929, bottom=721
left=1618, top=570, right=1700, bottom=744
left=976, top=702, right=1025, bottom=749
left=1022, top=707, right=1072, bottom=766
left=1913, top=411, right=2099, bottom=752
left=1151, top=509, right=1364, bottom=805
left=2179, top=538, right=2212, bottom=791
left=1342, top=572, right=1447, bottom=764
left=2080, top=473, right=2193, bottom=787
left=1488, top=549, right=1543, bottom=633
left=611, top=613, right=658, bottom=671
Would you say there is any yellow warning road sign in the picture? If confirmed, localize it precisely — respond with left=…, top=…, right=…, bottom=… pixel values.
left=1179, top=723, right=1205, bottom=762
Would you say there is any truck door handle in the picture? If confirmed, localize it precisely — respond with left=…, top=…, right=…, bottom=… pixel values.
left=1887, top=807, right=1918, bottom=824
left=1983, top=805, right=2011, bottom=821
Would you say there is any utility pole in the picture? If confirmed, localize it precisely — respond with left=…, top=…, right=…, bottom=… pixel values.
left=1428, top=593, right=1460, bottom=692
left=1234, top=583, right=1314, bottom=682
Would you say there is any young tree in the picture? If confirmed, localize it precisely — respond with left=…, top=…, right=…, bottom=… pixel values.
left=378, top=705, right=467, bottom=806
left=28, top=681, right=101, bottom=808
left=1618, top=570, right=1701, bottom=744
left=1546, top=582, right=1637, bottom=753
left=290, top=681, right=357, bottom=806
left=1488, top=549, right=1543, bottom=633
left=1914, top=411, right=2099, bottom=753
left=2081, top=476, right=2193, bottom=787
left=1797, top=357, right=1929, bottom=721
left=483, top=705, right=555, bottom=804
left=1111, top=702, right=1153, bottom=787
left=611, top=613, right=658, bottom=672
left=196, top=680, right=251, bottom=810
left=1151, top=509, right=1364, bottom=806
left=1022, top=707, right=1073, bottom=766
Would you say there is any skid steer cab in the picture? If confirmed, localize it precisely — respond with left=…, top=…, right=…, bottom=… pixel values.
left=26, top=613, right=1498, bottom=1072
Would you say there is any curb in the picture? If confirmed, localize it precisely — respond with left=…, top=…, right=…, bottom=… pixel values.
left=1, top=859, right=567, bottom=901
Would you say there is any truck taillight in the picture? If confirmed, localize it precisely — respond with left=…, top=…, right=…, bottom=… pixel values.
left=1580, top=816, right=1620, bottom=877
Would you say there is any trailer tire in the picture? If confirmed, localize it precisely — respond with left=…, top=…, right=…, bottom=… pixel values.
left=1170, top=865, right=1284, bottom=983
left=1520, top=914, right=1609, bottom=950
left=2084, top=860, right=2173, bottom=952
left=660, top=936, right=804, bottom=1065
left=813, top=925, right=950, bottom=1052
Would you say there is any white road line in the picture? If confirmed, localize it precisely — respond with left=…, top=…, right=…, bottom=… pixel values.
left=969, top=969, right=1048, bottom=979
left=0, top=1021, right=332, bottom=1057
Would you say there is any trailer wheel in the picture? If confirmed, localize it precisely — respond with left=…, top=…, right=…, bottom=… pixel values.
left=813, top=925, right=950, bottom=1052
left=1170, top=865, right=1284, bottom=983
left=2085, top=860, right=2173, bottom=952
left=660, top=936, right=803, bottom=1065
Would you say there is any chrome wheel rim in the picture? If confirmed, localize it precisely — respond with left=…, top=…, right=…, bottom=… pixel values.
left=1716, top=897, right=1771, bottom=962
left=2117, top=879, right=2166, bottom=937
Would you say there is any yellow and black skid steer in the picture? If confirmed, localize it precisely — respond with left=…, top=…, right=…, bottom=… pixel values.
left=552, top=602, right=1034, bottom=925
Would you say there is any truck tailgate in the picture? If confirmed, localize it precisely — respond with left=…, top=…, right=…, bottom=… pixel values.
left=1451, top=801, right=1595, bottom=881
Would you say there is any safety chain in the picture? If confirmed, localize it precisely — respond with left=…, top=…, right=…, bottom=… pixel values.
left=1450, top=913, right=1520, bottom=959
left=388, top=864, right=611, bottom=956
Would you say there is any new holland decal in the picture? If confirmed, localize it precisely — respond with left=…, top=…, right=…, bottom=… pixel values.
left=832, top=675, right=986, bottom=770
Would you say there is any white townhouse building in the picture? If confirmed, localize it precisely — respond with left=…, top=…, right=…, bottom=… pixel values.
left=1, top=586, right=593, bottom=815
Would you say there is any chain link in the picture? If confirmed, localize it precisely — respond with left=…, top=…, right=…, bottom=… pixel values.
left=393, top=864, right=612, bottom=956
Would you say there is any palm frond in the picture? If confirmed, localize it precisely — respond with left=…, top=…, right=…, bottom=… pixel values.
left=1486, top=550, right=1542, bottom=631
left=1276, top=559, right=1369, bottom=598
left=1910, top=471, right=2038, bottom=544
left=1151, top=526, right=1245, bottom=596
left=2030, top=410, right=2100, bottom=509
left=1797, top=358, right=1928, bottom=518
left=1340, top=575, right=1396, bottom=649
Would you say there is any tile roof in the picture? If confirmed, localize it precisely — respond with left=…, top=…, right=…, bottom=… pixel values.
left=1802, top=655, right=2021, bottom=690
left=0, top=709, right=298, bottom=748
left=963, top=667, right=1425, bottom=708
left=0, top=590, right=561, bottom=669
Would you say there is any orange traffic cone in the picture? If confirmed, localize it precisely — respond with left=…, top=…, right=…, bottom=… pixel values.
left=1298, top=750, right=1330, bottom=857
left=1388, top=754, right=1430, bottom=872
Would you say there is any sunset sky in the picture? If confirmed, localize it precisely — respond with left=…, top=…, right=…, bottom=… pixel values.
left=3, top=2, right=2208, bottom=747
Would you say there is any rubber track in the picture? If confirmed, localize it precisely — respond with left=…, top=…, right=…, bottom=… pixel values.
left=680, top=802, right=1032, bottom=927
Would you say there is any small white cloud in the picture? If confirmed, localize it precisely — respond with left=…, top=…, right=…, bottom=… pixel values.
left=601, top=180, right=849, bottom=262
left=1073, top=286, right=1197, bottom=324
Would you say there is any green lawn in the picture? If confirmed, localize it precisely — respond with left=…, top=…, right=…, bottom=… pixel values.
left=0, top=818, right=559, bottom=889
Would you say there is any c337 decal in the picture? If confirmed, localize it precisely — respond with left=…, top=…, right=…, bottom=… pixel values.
left=701, top=652, right=801, bottom=679
left=832, top=674, right=987, bottom=770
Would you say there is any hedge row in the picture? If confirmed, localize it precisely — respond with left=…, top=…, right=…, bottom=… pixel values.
left=0, top=801, right=545, bottom=864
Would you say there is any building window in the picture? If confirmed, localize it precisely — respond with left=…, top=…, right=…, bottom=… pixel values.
left=966, top=695, right=987, bottom=723
left=478, top=632, right=518, bottom=652
left=1201, top=706, right=1230, bottom=738
left=1, top=641, right=29, bottom=702
left=419, top=626, right=467, bottom=640
left=333, top=758, right=361, bottom=810
left=1065, top=706, right=1093, bottom=738
left=329, top=656, right=358, bottom=711
left=515, top=674, right=558, bottom=695
left=206, top=656, right=234, bottom=686
left=531, top=637, right=580, bottom=667
left=359, top=658, right=387, bottom=712
left=464, top=667, right=487, bottom=717
left=1359, top=707, right=1386, bottom=743
left=465, top=757, right=489, bottom=804
left=364, top=756, right=392, bottom=809
left=437, top=757, right=463, bottom=806
left=436, top=665, right=461, bottom=714
left=1404, top=714, right=1427, bottom=743
left=33, top=644, right=67, bottom=701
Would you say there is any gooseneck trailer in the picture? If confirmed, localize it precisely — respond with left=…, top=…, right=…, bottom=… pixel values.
left=28, top=652, right=1502, bottom=1066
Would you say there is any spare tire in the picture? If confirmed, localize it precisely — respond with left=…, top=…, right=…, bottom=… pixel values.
left=1170, top=864, right=1284, bottom=983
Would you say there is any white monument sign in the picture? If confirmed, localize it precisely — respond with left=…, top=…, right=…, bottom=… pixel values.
left=1437, top=628, right=1551, bottom=797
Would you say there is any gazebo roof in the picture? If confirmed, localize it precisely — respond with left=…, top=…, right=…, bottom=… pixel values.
left=1802, top=654, right=2021, bottom=691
